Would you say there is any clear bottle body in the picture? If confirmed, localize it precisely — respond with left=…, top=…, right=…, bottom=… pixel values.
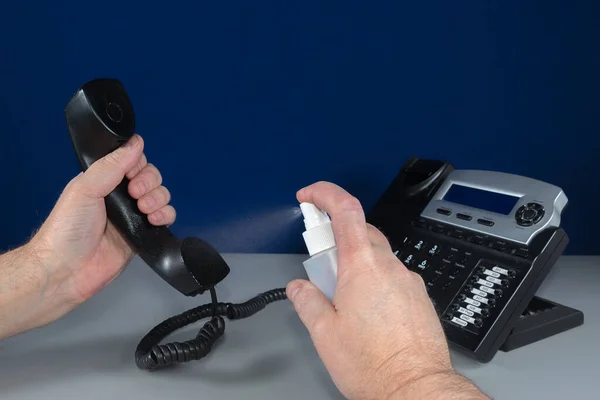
left=302, top=247, right=338, bottom=302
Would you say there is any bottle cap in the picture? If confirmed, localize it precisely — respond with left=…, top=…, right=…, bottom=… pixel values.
left=300, top=202, right=336, bottom=256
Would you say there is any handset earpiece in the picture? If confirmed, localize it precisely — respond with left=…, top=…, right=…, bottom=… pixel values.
left=65, top=78, right=229, bottom=296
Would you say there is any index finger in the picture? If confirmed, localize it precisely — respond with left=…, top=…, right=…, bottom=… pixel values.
left=297, top=181, right=372, bottom=265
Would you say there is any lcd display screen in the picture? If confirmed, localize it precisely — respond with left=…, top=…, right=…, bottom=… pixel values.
left=443, top=184, right=520, bottom=215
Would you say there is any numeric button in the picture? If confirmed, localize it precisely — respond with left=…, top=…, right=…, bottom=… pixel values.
left=428, top=244, right=441, bottom=256
left=417, top=259, right=429, bottom=270
left=403, top=254, right=416, bottom=266
left=413, top=240, right=426, bottom=252
left=399, top=236, right=411, bottom=247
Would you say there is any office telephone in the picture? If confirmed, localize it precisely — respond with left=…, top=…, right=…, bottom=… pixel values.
left=367, top=157, right=584, bottom=362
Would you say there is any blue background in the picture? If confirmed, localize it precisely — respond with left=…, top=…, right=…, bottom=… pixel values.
left=0, top=1, right=598, bottom=255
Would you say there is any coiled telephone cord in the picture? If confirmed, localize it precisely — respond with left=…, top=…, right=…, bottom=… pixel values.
left=135, top=287, right=287, bottom=370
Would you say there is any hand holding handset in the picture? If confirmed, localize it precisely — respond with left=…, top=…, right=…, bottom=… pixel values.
left=65, top=78, right=288, bottom=370
left=65, top=78, right=229, bottom=296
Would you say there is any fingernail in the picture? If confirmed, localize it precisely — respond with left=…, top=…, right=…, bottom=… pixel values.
left=287, top=281, right=304, bottom=302
left=137, top=181, right=147, bottom=195
left=152, top=210, right=164, bottom=222
left=144, top=194, right=156, bottom=208
left=125, top=134, right=139, bottom=148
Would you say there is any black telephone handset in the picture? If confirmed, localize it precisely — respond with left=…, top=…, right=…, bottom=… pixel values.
left=368, top=156, right=583, bottom=363
left=369, top=157, right=454, bottom=239
left=397, top=157, right=453, bottom=197
left=65, top=78, right=229, bottom=296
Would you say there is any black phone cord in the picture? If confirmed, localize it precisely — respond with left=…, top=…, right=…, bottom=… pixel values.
left=135, top=287, right=287, bottom=370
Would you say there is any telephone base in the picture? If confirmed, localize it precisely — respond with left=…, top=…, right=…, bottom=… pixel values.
left=500, top=296, right=584, bottom=352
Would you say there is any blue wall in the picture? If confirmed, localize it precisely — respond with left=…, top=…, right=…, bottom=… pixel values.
left=1, top=1, right=598, bottom=255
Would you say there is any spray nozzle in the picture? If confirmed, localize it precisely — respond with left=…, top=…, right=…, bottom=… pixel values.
left=300, top=202, right=330, bottom=230
left=300, top=202, right=336, bottom=256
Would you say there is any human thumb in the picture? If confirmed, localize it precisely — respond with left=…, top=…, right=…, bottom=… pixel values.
left=77, top=134, right=144, bottom=198
left=287, top=279, right=336, bottom=337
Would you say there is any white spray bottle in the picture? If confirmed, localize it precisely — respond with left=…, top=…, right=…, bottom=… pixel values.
left=299, top=202, right=338, bottom=301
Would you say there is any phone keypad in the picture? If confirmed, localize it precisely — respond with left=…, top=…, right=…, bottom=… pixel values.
left=395, top=218, right=529, bottom=336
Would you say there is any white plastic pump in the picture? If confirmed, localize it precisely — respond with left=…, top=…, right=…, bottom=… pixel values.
left=300, top=203, right=336, bottom=256
left=299, top=202, right=338, bottom=301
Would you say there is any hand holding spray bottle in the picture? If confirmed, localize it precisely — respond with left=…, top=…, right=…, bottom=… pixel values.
left=299, top=202, right=338, bottom=301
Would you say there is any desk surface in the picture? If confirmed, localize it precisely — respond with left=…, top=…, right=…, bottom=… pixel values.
left=0, top=254, right=598, bottom=399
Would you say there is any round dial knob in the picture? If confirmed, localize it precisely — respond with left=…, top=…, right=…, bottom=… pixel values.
left=515, top=203, right=545, bottom=226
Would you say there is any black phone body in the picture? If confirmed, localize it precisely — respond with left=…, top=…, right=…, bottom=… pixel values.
left=367, top=157, right=573, bottom=362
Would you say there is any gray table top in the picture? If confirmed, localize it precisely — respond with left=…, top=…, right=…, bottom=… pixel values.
left=0, top=254, right=598, bottom=399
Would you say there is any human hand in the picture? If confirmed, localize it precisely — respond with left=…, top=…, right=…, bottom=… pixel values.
left=0, top=134, right=175, bottom=338
left=287, top=182, right=488, bottom=400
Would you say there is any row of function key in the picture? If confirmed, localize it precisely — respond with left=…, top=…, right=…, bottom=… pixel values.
left=410, top=218, right=530, bottom=259
left=445, top=262, right=519, bottom=333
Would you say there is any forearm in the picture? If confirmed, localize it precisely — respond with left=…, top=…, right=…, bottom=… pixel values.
left=0, top=244, right=69, bottom=340
left=389, top=371, right=491, bottom=400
